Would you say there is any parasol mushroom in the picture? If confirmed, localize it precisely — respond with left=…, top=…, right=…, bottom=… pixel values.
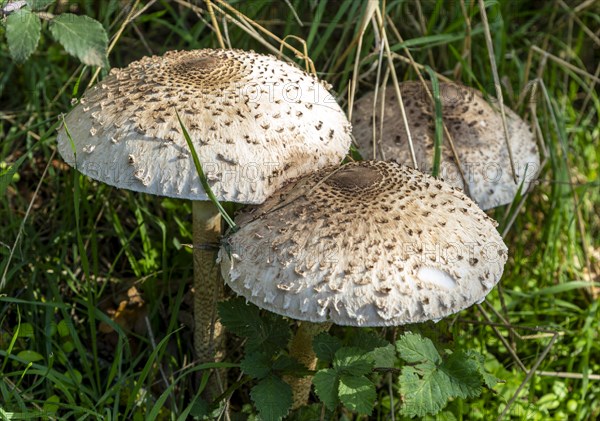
left=351, top=81, right=540, bottom=210
left=56, top=48, right=352, bottom=398
left=220, top=160, right=508, bottom=407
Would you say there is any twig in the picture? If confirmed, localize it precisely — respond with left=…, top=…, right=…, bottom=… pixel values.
left=498, top=333, right=559, bottom=421
left=536, top=371, right=600, bottom=381
left=205, top=0, right=225, bottom=49
left=384, top=14, right=472, bottom=196
left=476, top=304, right=528, bottom=372
left=347, top=0, right=377, bottom=121
left=374, top=7, right=419, bottom=169
left=531, top=45, right=600, bottom=83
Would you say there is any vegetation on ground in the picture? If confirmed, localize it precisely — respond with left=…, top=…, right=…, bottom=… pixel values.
left=1, top=0, right=598, bottom=419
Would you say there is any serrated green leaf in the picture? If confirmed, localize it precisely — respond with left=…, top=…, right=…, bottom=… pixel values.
left=441, top=351, right=483, bottom=399
left=399, top=345, right=486, bottom=417
left=218, top=298, right=290, bottom=354
left=27, top=0, right=55, bottom=10
left=240, top=352, right=271, bottom=379
left=312, top=368, right=339, bottom=411
left=338, top=374, right=376, bottom=415
left=396, top=332, right=441, bottom=364
left=333, top=347, right=374, bottom=376
left=250, top=375, right=292, bottom=421
left=463, top=349, right=501, bottom=389
left=312, top=332, right=342, bottom=362
left=6, top=8, right=41, bottom=62
left=218, top=297, right=261, bottom=338
left=16, top=350, right=44, bottom=363
left=368, top=344, right=396, bottom=368
left=49, top=14, right=108, bottom=67
left=399, top=366, right=449, bottom=417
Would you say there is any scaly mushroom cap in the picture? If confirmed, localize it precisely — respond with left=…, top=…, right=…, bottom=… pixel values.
left=57, top=49, right=352, bottom=203
left=220, top=160, right=508, bottom=326
left=352, top=81, right=540, bottom=210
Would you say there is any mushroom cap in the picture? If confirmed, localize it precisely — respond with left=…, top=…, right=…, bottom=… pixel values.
left=219, top=160, right=508, bottom=326
left=57, top=49, right=352, bottom=203
left=351, top=81, right=540, bottom=210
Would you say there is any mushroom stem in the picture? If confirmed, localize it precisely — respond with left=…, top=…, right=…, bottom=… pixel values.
left=192, top=200, right=226, bottom=399
left=286, top=321, right=332, bottom=409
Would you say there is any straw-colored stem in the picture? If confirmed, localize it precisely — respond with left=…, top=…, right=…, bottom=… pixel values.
left=193, top=201, right=226, bottom=399
left=286, top=321, right=332, bottom=409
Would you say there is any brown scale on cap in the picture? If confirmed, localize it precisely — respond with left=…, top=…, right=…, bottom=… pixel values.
left=220, top=160, right=508, bottom=326
left=352, top=81, right=540, bottom=210
left=57, top=49, right=351, bottom=203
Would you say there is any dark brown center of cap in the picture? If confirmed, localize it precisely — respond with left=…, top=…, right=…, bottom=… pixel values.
left=173, top=56, right=220, bottom=72
left=325, top=165, right=382, bottom=191
left=163, top=51, right=244, bottom=91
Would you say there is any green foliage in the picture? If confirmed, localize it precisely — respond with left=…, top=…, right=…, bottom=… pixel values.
left=219, top=298, right=295, bottom=420
left=1, top=0, right=598, bottom=419
left=1, top=0, right=108, bottom=66
left=317, top=346, right=378, bottom=415
left=397, top=333, right=496, bottom=418
left=313, top=342, right=382, bottom=415
left=28, top=0, right=55, bottom=10
left=250, top=375, right=293, bottom=421
left=48, top=14, right=108, bottom=67
left=311, top=332, right=497, bottom=417
left=312, top=332, right=342, bottom=362
left=218, top=297, right=291, bottom=354
left=5, top=8, right=41, bottom=62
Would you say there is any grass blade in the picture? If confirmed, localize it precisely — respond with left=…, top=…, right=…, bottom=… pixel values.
left=176, top=110, right=237, bottom=231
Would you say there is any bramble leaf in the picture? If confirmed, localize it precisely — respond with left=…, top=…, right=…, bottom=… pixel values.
left=49, top=14, right=108, bottom=67
left=312, top=332, right=342, bottom=363
left=442, top=350, right=482, bottom=399
left=218, top=297, right=290, bottom=354
left=338, top=374, right=376, bottom=415
left=333, top=347, right=374, bottom=376
left=240, top=352, right=271, bottom=379
left=464, top=349, right=502, bottom=389
left=399, top=366, right=449, bottom=417
left=368, top=343, right=396, bottom=368
left=397, top=333, right=491, bottom=418
left=6, top=8, right=41, bottom=62
left=312, top=368, right=339, bottom=411
left=396, top=332, right=441, bottom=364
left=250, top=375, right=292, bottom=421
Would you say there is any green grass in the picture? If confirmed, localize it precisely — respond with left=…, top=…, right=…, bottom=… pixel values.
left=1, top=0, right=599, bottom=419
